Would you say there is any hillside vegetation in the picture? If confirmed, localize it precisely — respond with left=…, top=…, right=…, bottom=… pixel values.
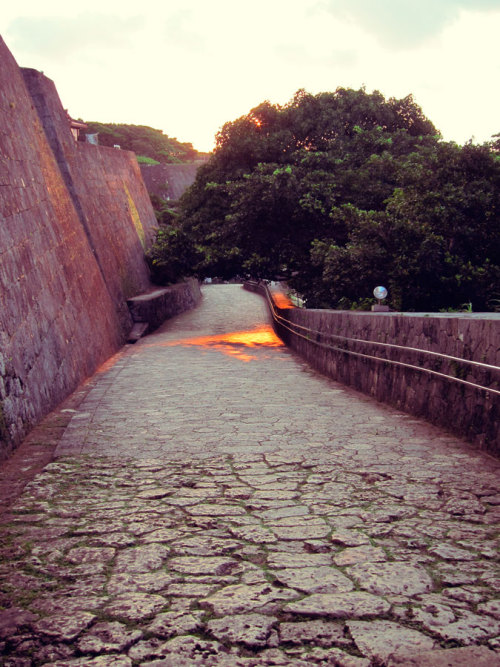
left=83, top=122, right=208, bottom=163
left=148, top=87, right=500, bottom=312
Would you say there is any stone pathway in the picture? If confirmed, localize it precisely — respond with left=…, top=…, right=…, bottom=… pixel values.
left=0, top=285, right=499, bottom=666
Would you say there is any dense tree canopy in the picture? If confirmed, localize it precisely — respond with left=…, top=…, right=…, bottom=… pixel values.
left=83, top=122, right=206, bottom=163
left=148, top=88, right=500, bottom=311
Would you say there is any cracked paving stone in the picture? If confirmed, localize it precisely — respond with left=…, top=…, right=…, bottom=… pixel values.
left=267, top=552, right=332, bottom=568
left=428, top=609, right=500, bottom=644
left=146, top=611, right=205, bottom=638
left=65, top=546, right=116, bottom=564
left=330, top=530, right=371, bottom=547
left=32, top=611, right=96, bottom=641
left=167, top=555, right=244, bottom=576
left=279, top=620, right=354, bottom=648
left=104, top=593, right=167, bottom=622
left=305, top=647, right=371, bottom=667
left=113, top=543, right=170, bottom=573
left=200, top=583, right=300, bottom=615
left=186, top=503, right=247, bottom=516
left=228, top=524, right=278, bottom=543
left=77, top=621, right=143, bottom=653
left=347, top=620, right=437, bottom=663
left=271, top=566, right=354, bottom=594
left=49, top=657, right=133, bottom=666
left=428, top=544, right=477, bottom=560
left=170, top=535, right=241, bottom=554
left=387, top=646, right=500, bottom=667
left=106, top=572, right=178, bottom=595
left=333, top=545, right=387, bottom=566
left=347, top=561, right=434, bottom=596
left=285, top=591, right=391, bottom=617
left=207, top=613, right=278, bottom=648
left=128, top=635, right=225, bottom=663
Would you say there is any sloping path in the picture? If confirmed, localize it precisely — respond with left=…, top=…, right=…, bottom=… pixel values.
left=1, top=285, right=499, bottom=666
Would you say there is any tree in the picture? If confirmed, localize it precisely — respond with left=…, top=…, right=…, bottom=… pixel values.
left=149, top=87, right=500, bottom=311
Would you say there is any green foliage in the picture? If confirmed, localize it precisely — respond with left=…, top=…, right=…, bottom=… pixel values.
left=136, top=155, right=160, bottom=165
left=148, top=87, right=500, bottom=310
left=83, top=122, right=206, bottom=163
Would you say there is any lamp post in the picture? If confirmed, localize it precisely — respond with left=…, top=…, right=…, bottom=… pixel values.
left=372, top=286, right=389, bottom=312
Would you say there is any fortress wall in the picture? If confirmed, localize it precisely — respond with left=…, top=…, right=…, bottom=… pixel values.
left=22, top=67, right=157, bottom=326
left=0, top=38, right=158, bottom=458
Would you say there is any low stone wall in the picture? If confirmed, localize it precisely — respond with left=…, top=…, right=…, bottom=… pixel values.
left=245, top=283, right=500, bottom=456
left=127, top=278, right=202, bottom=333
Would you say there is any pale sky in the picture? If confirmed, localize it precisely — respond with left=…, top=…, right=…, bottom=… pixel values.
left=2, top=0, right=499, bottom=152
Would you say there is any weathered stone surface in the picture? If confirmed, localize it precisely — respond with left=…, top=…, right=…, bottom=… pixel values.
left=478, top=598, right=500, bottom=619
left=271, top=566, right=354, bottom=594
left=333, top=545, right=387, bottom=566
left=50, top=657, right=133, bottom=666
left=347, top=562, right=434, bottom=596
left=387, top=645, right=500, bottom=667
left=200, top=583, right=300, bottom=615
left=267, top=552, right=332, bottom=568
left=33, top=612, right=95, bottom=641
left=207, top=613, right=277, bottom=648
left=167, top=556, right=243, bottom=576
left=113, top=544, right=170, bottom=573
left=146, top=611, right=204, bottom=638
left=428, top=544, right=477, bottom=560
left=330, top=530, right=371, bottom=547
left=347, top=620, right=436, bottom=663
left=104, top=593, right=167, bottom=622
left=106, top=572, right=178, bottom=595
left=285, top=592, right=391, bottom=617
left=77, top=621, right=143, bottom=653
left=279, top=620, right=353, bottom=647
left=429, top=609, right=500, bottom=644
left=305, top=647, right=371, bottom=667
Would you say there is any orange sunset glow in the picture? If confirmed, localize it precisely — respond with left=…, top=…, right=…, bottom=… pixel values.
left=146, top=325, right=284, bottom=362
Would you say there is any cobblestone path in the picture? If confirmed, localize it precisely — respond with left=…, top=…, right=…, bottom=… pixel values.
left=1, top=285, right=499, bottom=666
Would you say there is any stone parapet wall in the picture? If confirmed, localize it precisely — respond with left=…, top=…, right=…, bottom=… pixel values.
left=245, top=283, right=500, bottom=456
left=0, top=38, right=159, bottom=458
left=127, top=278, right=202, bottom=332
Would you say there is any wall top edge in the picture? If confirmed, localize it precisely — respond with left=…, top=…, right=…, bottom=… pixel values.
left=303, top=310, right=500, bottom=321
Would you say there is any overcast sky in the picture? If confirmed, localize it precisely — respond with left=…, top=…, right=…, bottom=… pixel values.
left=2, top=0, right=499, bottom=152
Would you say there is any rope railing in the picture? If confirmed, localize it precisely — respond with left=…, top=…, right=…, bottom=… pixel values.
left=257, top=283, right=500, bottom=398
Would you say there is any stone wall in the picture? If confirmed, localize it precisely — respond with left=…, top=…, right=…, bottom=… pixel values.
left=139, top=162, right=203, bottom=201
left=246, top=284, right=500, bottom=456
left=127, top=278, right=202, bottom=333
left=0, top=38, right=158, bottom=458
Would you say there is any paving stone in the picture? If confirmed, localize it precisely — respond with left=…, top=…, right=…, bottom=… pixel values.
left=146, top=611, right=205, bottom=638
left=387, top=645, right=500, bottom=666
left=32, top=611, right=96, bottom=641
left=347, top=620, right=437, bottom=663
left=200, top=583, right=300, bottom=615
left=285, top=591, right=391, bottom=617
left=333, top=545, right=387, bottom=566
left=207, top=613, right=277, bottom=647
left=279, top=620, right=354, bottom=647
left=271, top=566, right=354, bottom=594
left=77, top=621, right=143, bottom=653
left=267, top=552, right=332, bottom=569
left=429, top=609, right=500, bottom=644
left=477, top=598, right=500, bottom=619
left=304, top=647, right=371, bottom=666
left=104, top=593, right=167, bottom=622
left=167, top=556, right=243, bottom=576
left=113, top=544, right=170, bottom=573
left=347, top=561, right=434, bottom=596
left=106, top=572, right=178, bottom=595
